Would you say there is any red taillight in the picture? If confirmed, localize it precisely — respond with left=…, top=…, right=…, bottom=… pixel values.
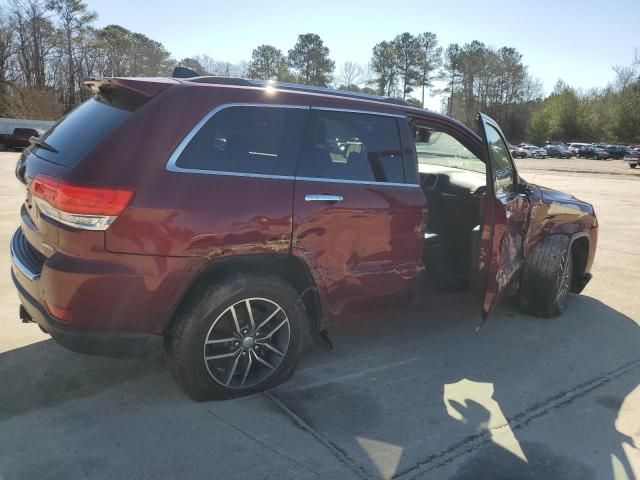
left=45, top=301, right=72, bottom=323
left=31, top=174, right=134, bottom=216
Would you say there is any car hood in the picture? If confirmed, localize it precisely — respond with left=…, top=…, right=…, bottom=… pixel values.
left=537, top=185, right=578, bottom=201
left=535, top=184, right=595, bottom=216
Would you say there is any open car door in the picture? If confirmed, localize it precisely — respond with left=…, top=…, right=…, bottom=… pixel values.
left=477, top=113, right=529, bottom=324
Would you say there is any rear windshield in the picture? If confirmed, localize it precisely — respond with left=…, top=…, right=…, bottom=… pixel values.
left=30, top=96, right=135, bottom=167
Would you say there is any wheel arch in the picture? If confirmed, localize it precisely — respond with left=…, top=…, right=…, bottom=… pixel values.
left=569, top=231, right=591, bottom=293
left=164, top=253, right=326, bottom=339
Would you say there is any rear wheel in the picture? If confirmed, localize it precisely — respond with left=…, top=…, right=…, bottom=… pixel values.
left=520, top=236, right=573, bottom=318
left=166, top=273, right=307, bottom=401
left=630, top=163, right=637, bottom=169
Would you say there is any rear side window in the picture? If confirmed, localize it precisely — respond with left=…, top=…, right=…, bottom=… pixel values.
left=298, top=110, right=405, bottom=183
left=174, top=106, right=308, bottom=177
left=31, top=96, right=137, bottom=167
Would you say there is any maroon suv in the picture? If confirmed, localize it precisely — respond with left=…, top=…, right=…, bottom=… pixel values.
left=10, top=75, right=598, bottom=400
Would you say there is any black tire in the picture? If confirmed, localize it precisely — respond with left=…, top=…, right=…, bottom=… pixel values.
left=520, top=236, right=573, bottom=318
left=630, top=163, right=637, bottom=169
left=165, top=273, right=307, bottom=401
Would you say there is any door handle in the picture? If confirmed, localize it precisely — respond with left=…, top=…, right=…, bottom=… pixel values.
left=304, top=194, right=344, bottom=203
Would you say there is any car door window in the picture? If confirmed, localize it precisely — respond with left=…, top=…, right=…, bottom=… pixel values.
left=298, top=110, right=405, bottom=183
left=485, top=124, right=515, bottom=196
left=411, top=123, right=485, bottom=174
left=174, top=106, right=308, bottom=176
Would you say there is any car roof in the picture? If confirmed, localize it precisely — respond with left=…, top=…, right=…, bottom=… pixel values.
left=176, top=76, right=468, bottom=131
left=183, top=76, right=408, bottom=105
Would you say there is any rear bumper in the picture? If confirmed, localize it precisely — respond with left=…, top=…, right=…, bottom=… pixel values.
left=9, top=225, right=205, bottom=358
left=12, top=269, right=161, bottom=358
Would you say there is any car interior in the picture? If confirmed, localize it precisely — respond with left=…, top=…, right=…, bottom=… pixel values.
left=413, top=122, right=487, bottom=292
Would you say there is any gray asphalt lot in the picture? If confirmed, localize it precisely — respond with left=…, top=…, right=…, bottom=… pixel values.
left=0, top=153, right=638, bottom=479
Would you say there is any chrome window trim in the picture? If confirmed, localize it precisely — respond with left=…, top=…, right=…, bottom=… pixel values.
left=296, top=176, right=419, bottom=188
left=166, top=103, right=310, bottom=174
left=10, top=229, right=40, bottom=281
left=166, top=169, right=295, bottom=180
left=310, top=106, right=406, bottom=119
left=165, top=102, right=418, bottom=186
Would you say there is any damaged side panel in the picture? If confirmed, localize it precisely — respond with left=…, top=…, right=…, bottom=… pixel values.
left=523, top=184, right=598, bottom=258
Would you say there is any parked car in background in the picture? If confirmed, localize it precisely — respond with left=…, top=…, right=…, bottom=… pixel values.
left=577, top=146, right=609, bottom=159
left=568, top=143, right=589, bottom=156
left=517, top=144, right=532, bottom=157
left=624, top=147, right=640, bottom=168
left=544, top=144, right=572, bottom=158
left=604, top=145, right=631, bottom=160
left=519, top=144, right=547, bottom=158
left=10, top=74, right=598, bottom=400
left=508, top=143, right=528, bottom=158
left=0, top=128, right=42, bottom=151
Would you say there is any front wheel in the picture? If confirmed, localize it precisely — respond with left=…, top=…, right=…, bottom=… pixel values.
left=166, top=273, right=308, bottom=401
left=520, top=236, right=573, bottom=318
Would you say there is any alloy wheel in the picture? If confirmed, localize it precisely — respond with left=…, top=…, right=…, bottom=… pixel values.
left=202, top=297, right=291, bottom=389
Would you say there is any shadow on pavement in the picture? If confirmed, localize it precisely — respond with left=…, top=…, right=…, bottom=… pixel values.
left=271, top=294, right=640, bottom=479
left=0, top=340, right=167, bottom=421
left=0, top=293, right=638, bottom=480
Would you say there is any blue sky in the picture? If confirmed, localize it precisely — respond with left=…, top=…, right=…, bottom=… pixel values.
left=88, top=0, right=639, bottom=108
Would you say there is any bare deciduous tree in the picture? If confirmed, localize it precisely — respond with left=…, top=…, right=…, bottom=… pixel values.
left=47, top=0, right=96, bottom=110
left=613, top=65, right=637, bottom=91
left=337, top=61, right=364, bottom=90
left=10, top=0, right=56, bottom=87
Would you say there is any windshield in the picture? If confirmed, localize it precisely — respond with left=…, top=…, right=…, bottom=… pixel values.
left=413, top=125, right=485, bottom=174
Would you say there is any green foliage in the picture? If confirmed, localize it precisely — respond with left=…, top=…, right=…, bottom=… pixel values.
left=287, top=33, right=334, bottom=87
left=392, top=32, right=422, bottom=100
left=248, top=45, right=290, bottom=81
left=0, top=1, right=637, bottom=144
left=417, top=32, right=443, bottom=107
left=92, top=25, right=174, bottom=77
left=614, top=81, right=640, bottom=143
left=178, top=58, right=206, bottom=76
left=441, top=40, right=541, bottom=140
left=528, top=105, right=551, bottom=145
left=371, top=40, right=399, bottom=96
left=404, top=97, right=423, bottom=108
left=371, top=31, right=443, bottom=104
left=527, top=77, right=640, bottom=144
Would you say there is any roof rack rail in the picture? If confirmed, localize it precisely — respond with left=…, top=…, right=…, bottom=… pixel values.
left=185, top=76, right=408, bottom=106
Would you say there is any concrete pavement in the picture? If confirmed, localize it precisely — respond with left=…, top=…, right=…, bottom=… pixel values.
left=0, top=153, right=638, bottom=480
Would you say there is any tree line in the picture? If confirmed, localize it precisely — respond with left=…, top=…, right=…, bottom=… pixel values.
left=1, top=0, right=638, bottom=144
left=529, top=68, right=640, bottom=144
